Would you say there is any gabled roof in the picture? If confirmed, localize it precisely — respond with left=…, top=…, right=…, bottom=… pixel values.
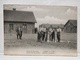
left=4, top=10, right=37, bottom=23
left=69, top=20, right=77, bottom=26
left=40, top=24, right=64, bottom=28
left=64, top=20, right=77, bottom=27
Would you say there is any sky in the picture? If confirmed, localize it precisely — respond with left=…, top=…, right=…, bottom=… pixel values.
left=3, top=5, right=77, bottom=27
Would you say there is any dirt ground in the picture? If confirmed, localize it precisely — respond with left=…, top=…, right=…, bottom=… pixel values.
left=4, top=32, right=77, bottom=56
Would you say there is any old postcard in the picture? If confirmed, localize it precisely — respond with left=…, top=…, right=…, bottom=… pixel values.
left=4, top=4, right=77, bottom=56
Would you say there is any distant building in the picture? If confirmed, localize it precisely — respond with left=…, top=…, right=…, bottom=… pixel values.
left=39, top=24, right=64, bottom=31
left=4, top=10, right=37, bottom=34
left=64, top=20, right=77, bottom=33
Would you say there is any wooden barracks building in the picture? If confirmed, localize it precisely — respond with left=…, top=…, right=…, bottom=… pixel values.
left=40, top=24, right=64, bottom=31
left=64, top=20, right=77, bottom=33
left=4, top=9, right=37, bottom=34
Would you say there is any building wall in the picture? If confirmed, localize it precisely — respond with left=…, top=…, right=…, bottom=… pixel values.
left=4, top=22, right=35, bottom=34
left=27, top=23, right=35, bottom=34
left=64, top=22, right=77, bottom=33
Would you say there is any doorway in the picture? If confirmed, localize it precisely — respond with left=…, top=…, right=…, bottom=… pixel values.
left=22, top=23, right=27, bottom=33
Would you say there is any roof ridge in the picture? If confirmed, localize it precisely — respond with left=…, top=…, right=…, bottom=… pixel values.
left=4, top=10, right=33, bottom=13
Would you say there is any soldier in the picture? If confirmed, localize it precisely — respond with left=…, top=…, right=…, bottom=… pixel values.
left=16, top=26, right=20, bottom=39
left=42, top=27, right=46, bottom=41
left=19, top=26, right=23, bottom=40
left=16, top=26, right=23, bottom=40
left=51, top=28, right=55, bottom=42
left=56, top=27, right=61, bottom=42
left=49, top=26, right=53, bottom=41
left=37, top=26, right=40, bottom=42
left=37, top=26, right=43, bottom=42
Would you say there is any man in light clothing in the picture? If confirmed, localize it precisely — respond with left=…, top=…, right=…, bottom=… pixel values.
left=57, top=27, right=61, bottom=42
left=37, top=26, right=44, bottom=43
left=49, top=27, right=53, bottom=41
left=42, top=27, right=46, bottom=41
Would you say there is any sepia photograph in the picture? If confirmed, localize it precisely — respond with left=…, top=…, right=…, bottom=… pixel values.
left=4, top=4, right=77, bottom=56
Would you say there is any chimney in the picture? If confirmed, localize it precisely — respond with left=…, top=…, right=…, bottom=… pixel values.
left=13, top=8, right=16, bottom=11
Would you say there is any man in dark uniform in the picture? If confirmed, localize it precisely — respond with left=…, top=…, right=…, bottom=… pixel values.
left=45, top=28, right=48, bottom=42
left=37, top=26, right=44, bottom=43
left=19, top=26, right=23, bottom=40
left=51, top=29, right=55, bottom=42
left=16, top=26, right=23, bottom=40
left=16, top=27, right=20, bottom=39
left=49, top=26, right=53, bottom=41
left=37, top=26, right=42, bottom=42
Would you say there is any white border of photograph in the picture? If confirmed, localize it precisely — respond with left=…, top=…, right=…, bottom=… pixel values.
left=0, top=0, right=80, bottom=60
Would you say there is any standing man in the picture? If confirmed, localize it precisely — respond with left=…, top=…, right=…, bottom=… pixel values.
left=47, top=28, right=50, bottom=42
left=45, top=28, right=48, bottom=42
left=56, top=27, right=61, bottom=42
left=51, top=28, right=55, bottom=42
left=42, top=27, right=46, bottom=41
left=19, top=26, right=23, bottom=40
left=49, top=26, right=53, bottom=41
left=40, top=26, right=44, bottom=42
left=37, top=26, right=40, bottom=42
left=16, top=26, right=19, bottom=39
left=16, top=26, right=23, bottom=40
left=37, top=25, right=44, bottom=43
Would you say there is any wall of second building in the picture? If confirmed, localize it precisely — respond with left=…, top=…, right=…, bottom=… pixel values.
left=64, top=22, right=77, bottom=33
left=4, top=22, right=35, bottom=34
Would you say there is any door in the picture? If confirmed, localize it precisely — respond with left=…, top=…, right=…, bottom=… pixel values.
left=22, top=23, right=27, bottom=33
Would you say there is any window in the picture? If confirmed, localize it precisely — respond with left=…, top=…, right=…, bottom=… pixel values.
left=22, top=23, right=27, bottom=28
left=9, top=24, right=14, bottom=30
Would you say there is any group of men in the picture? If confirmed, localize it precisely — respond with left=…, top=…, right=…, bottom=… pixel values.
left=15, top=25, right=61, bottom=42
left=37, top=26, right=61, bottom=43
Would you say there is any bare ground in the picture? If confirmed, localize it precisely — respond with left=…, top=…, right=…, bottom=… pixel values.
left=4, top=32, right=77, bottom=56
